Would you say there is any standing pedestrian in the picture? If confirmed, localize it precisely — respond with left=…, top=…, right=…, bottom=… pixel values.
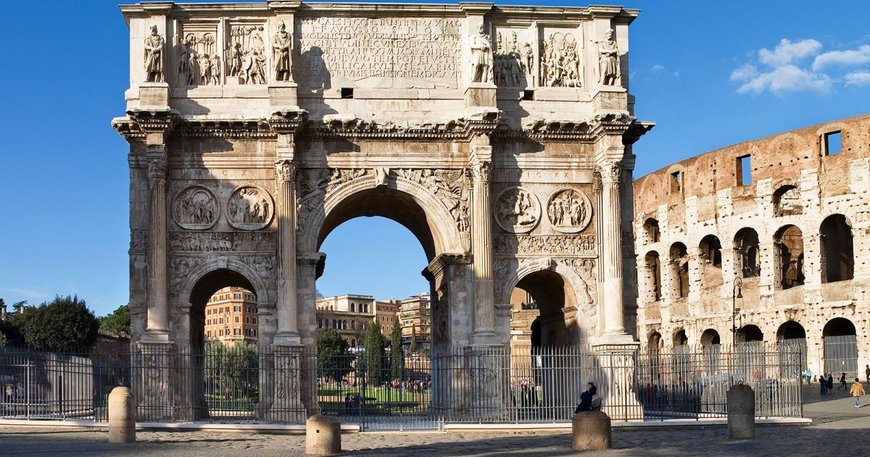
left=826, top=373, right=834, bottom=393
left=839, top=373, right=848, bottom=391
left=850, top=378, right=865, bottom=408
left=820, top=373, right=828, bottom=395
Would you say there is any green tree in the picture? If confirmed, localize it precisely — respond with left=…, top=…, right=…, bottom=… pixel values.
left=20, top=295, right=98, bottom=351
left=409, top=324, right=417, bottom=354
left=389, top=316, right=403, bottom=381
left=316, top=328, right=353, bottom=383
left=99, top=304, right=131, bottom=336
left=204, top=341, right=259, bottom=398
left=363, top=321, right=385, bottom=385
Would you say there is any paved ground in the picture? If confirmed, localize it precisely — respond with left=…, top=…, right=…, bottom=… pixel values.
left=2, top=386, right=868, bottom=456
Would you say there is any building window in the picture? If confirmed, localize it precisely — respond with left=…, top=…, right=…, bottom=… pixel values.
left=234, top=306, right=241, bottom=312
left=824, top=131, right=842, bottom=156
left=670, top=170, right=682, bottom=194
left=737, top=154, right=751, bottom=186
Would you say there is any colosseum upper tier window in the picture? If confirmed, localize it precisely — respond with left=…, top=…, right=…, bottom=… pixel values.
left=643, top=218, right=660, bottom=243
left=775, top=225, right=805, bottom=290
left=774, top=185, right=802, bottom=216
left=824, top=131, right=842, bottom=156
left=734, top=228, right=760, bottom=278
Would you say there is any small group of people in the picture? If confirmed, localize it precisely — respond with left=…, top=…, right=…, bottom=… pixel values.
left=817, top=372, right=843, bottom=395
left=573, top=382, right=602, bottom=414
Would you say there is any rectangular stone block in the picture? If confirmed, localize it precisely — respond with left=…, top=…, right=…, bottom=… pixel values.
left=269, top=83, right=299, bottom=107
left=465, top=84, right=497, bottom=108
left=139, top=83, right=169, bottom=107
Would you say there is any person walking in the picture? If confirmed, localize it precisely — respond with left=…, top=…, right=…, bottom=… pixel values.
left=850, top=378, right=865, bottom=408
left=839, top=373, right=848, bottom=391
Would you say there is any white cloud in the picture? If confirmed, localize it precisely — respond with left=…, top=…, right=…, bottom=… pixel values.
left=736, top=65, right=832, bottom=95
left=758, top=38, right=822, bottom=67
left=651, top=64, right=665, bottom=72
left=813, top=45, right=870, bottom=70
left=730, top=64, right=758, bottom=82
left=845, top=71, right=870, bottom=86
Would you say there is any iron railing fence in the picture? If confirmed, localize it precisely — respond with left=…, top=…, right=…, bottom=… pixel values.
left=1, top=343, right=804, bottom=427
left=822, top=335, right=859, bottom=379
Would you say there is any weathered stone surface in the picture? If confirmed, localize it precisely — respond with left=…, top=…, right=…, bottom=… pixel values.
left=114, top=1, right=650, bottom=423
left=108, top=387, right=136, bottom=443
left=571, top=410, right=612, bottom=450
left=727, top=384, right=755, bottom=439
left=306, top=414, right=341, bottom=455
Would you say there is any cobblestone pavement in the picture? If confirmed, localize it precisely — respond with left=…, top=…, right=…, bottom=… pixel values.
left=2, top=388, right=867, bottom=457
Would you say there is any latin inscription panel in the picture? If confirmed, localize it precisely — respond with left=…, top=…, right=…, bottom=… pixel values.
left=298, top=17, right=462, bottom=88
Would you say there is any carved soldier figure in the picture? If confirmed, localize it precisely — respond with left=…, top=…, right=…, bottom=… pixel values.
left=144, top=25, right=165, bottom=82
left=469, top=24, right=492, bottom=83
left=597, top=30, right=620, bottom=85
left=210, top=54, right=221, bottom=85
left=272, top=21, right=293, bottom=82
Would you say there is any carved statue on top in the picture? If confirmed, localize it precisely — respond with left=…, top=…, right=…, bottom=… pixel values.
left=596, top=30, right=620, bottom=86
left=144, top=25, right=165, bottom=83
left=272, top=21, right=294, bottom=82
left=469, top=24, right=492, bottom=84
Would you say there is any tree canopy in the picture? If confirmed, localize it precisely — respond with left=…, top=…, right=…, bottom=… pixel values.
left=316, top=328, right=353, bottom=383
left=389, top=316, right=403, bottom=381
left=19, top=295, right=99, bottom=351
left=99, top=304, right=131, bottom=336
left=363, top=321, right=385, bottom=385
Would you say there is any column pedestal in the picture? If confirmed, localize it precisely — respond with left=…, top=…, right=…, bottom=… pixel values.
left=133, top=341, right=174, bottom=421
left=591, top=342, right=643, bottom=421
left=267, top=344, right=307, bottom=423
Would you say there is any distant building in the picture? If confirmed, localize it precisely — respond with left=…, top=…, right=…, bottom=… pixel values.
left=204, top=287, right=258, bottom=344
left=399, top=294, right=430, bottom=351
left=376, top=299, right=401, bottom=334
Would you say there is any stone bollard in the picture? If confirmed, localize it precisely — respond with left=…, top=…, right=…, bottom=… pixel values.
left=571, top=410, right=612, bottom=451
left=727, top=383, right=755, bottom=439
left=108, top=386, right=136, bottom=443
left=306, top=414, right=341, bottom=455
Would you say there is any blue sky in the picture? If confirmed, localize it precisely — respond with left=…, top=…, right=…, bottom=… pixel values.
left=0, top=1, right=867, bottom=317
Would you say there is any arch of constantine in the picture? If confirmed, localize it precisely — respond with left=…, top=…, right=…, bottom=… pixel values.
left=634, top=114, right=870, bottom=378
left=113, top=1, right=650, bottom=422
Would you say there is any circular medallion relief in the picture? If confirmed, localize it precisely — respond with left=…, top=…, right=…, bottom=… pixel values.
left=226, top=185, right=274, bottom=230
left=494, top=187, right=541, bottom=234
left=547, top=188, right=593, bottom=233
left=172, top=186, right=219, bottom=230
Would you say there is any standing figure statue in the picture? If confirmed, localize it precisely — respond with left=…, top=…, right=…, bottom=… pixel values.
left=272, top=21, right=293, bottom=82
left=597, top=30, right=620, bottom=86
left=144, top=25, right=165, bottom=82
left=469, top=24, right=492, bottom=84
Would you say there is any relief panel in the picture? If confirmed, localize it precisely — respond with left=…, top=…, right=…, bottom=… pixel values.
left=226, top=185, right=274, bottom=230
left=540, top=28, right=583, bottom=88
left=178, top=22, right=220, bottom=87
left=494, top=28, right=534, bottom=88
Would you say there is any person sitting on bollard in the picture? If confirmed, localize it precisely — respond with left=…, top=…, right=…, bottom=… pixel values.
left=574, top=382, right=599, bottom=413
left=850, top=378, right=865, bottom=408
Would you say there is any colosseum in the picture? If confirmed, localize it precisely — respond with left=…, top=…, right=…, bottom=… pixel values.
left=633, top=114, right=870, bottom=378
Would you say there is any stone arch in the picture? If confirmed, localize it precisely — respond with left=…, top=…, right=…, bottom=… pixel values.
left=178, top=257, right=273, bottom=309
left=820, top=214, right=854, bottom=283
left=734, top=227, right=760, bottom=278
left=672, top=328, right=688, bottom=348
left=774, top=225, right=805, bottom=290
left=736, top=324, right=764, bottom=343
left=644, top=250, right=661, bottom=302
left=700, top=328, right=721, bottom=346
left=298, top=173, right=465, bottom=258
left=823, top=317, right=858, bottom=376
left=669, top=242, right=689, bottom=298
left=777, top=320, right=806, bottom=341
left=504, top=260, right=587, bottom=346
left=643, top=217, right=660, bottom=243
left=773, top=184, right=802, bottom=216
left=698, top=235, right=723, bottom=290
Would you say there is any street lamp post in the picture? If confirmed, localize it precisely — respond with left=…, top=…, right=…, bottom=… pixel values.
left=731, top=277, right=743, bottom=348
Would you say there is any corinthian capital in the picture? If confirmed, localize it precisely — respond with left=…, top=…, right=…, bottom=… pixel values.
left=276, top=159, right=296, bottom=184
left=598, top=162, right=621, bottom=184
left=471, top=161, right=491, bottom=182
left=147, top=156, right=167, bottom=183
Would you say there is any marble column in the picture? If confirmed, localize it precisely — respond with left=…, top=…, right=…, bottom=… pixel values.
left=470, top=141, right=496, bottom=345
left=274, top=158, right=301, bottom=345
left=145, top=152, right=169, bottom=340
left=599, top=162, right=629, bottom=339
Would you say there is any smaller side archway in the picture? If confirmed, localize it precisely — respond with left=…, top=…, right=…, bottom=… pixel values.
left=823, top=317, right=858, bottom=377
left=700, top=329, right=721, bottom=347
left=698, top=235, right=723, bottom=290
left=669, top=243, right=689, bottom=299
left=643, top=218, right=661, bottom=243
left=774, top=225, right=805, bottom=290
left=736, top=324, right=764, bottom=344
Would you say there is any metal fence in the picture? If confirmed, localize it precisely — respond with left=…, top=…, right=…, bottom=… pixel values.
left=1, top=343, right=803, bottom=427
left=823, top=335, right=859, bottom=379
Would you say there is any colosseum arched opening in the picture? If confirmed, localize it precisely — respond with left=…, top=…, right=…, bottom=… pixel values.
left=774, top=225, right=805, bottom=290
left=820, top=215, right=854, bottom=283
left=823, top=317, right=858, bottom=377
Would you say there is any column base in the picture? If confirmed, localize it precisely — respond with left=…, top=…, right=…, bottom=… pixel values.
left=591, top=342, right=642, bottom=421
left=268, top=83, right=298, bottom=107
left=134, top=341, right=175, bottom=421
left=267, top=344, right=308, bottom=423
left=140, top=329, right=171, bottom=343
left=465, top=344, right=510, bottom=422
left=464, top=83, right=497, bottom=108
left=273, top=331, right=302, bottom=346
left=472, top=331, right=498, bottom=346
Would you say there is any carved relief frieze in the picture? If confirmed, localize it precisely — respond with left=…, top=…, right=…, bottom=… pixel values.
left=547, top=188, right=593, bottom=233
left=541, top=31, right=582, bottom=88
left=130, top=229, right=148, bottom=253
left=557, top=258, right=597, bottom=309
left=495, top=187, right=540, bottom=233
left=494, top=30, right=531, bottom=88
left=494, top=234, right=597, bottom=256
left=169, top=231, right=276, bottom=252
left=168, top=255, right=208, bottom=298
left=395, top=168, right=471, bottom=235
left=227, top=186, right=274, bottom=230
left=240, top=254, right=277, bottom=283
left=178, top=23, right=219, bottom=86
left=227, top=23, right=267, bottom=85
left=297, top=17, right=462, bottom=88
left=173, top=186, right=219, bottom=230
